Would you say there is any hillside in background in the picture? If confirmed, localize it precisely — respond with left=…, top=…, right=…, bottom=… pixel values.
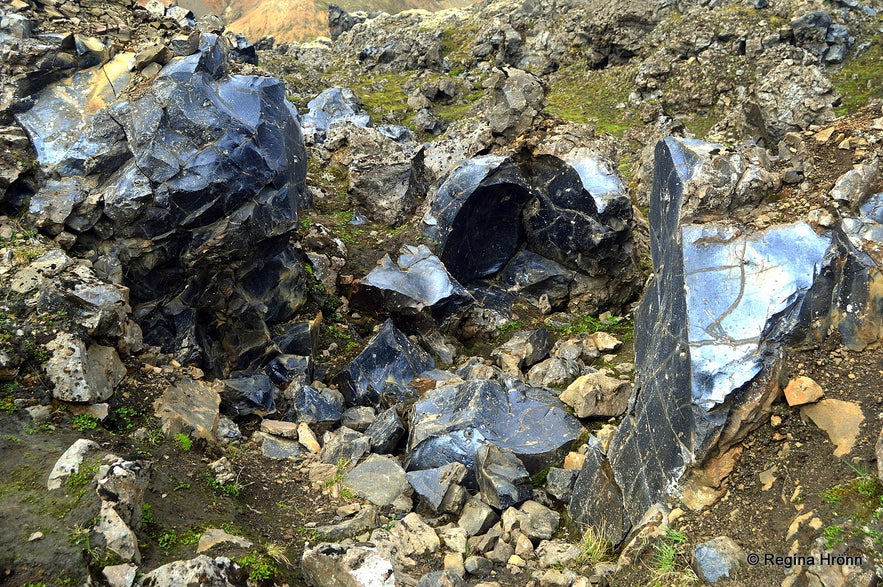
left=179, top=0, right=472, bottom=41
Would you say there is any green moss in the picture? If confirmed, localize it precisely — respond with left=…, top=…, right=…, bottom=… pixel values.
left=545, top=63, right=636, bottom=136
left=830, top=36, right=883, bottom=116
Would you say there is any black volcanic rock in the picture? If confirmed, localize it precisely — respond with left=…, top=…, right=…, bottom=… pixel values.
left=16, top=34, right=309, bottom=375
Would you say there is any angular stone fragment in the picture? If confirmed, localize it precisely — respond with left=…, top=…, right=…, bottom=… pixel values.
left=154, top=379, right=221, bottom=441
left=475, top=444, right=532, bottom=510
left=568, top=449, right=630, bottom=546
left=692, top=537, right=746, bottom=584
left=407, top=378, right=583, bottom=483
left=407, top=462, right=468, bottom=513
left=289, top=385, right=343, bottom=431
left=560, top=374, right=631, bottom=418
left=136, top=555, right=240, bottom=586
left=196, top=528, right=253, bottom=554
left=257, top=432, right=306, bottom=460
left=48, top=438, right=100, bottom=490
left=458, top=497, right=500, bottom=537
left=46, top=333, right=125, bottom=403
left=800, top=399, right=864, bottom=457
left=545, top=468, right=579, bottom=503
left=316, top=505, right=379, bottom=541
left=320, top=427, right=370, bottom=466
left=783, top=376, right=824, bottom=406
left=354, top=244, right=474, bottom=332
left=343, top=454, right=409, bottom=507
left=385, top=512, right=440, bottom=556
left=220, top=375, right=277, bottom=417
left=365, top=406, right=406, bottom=454
left=492, top=328, right=552, bottom=373
left=334, top=319, right=434, bottom=406
left=97, top=502, right=140, bottom=563
left=260, top=419, right=299, bottom=438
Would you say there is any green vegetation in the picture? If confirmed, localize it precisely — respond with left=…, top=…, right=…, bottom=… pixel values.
left=140, top=503, right=156, bottom=526
left=823, top=525, right=846, bottom=549
left=545, top=62, right=636, bottom=136
left=577, top=524, right=612, bottom=567
left=202, top=471, right=244, bottom=497
left=556, top=313, right=634, bottom=341
left=650, top=528, right=698, bottom=586
left=498, top=319, right=524, bottom=336
left=71, top=414, right=99, bottom=431
left=0, top=383, right=17, bottom=414
left=110, top=407, right=138, bottom=431
left=238, top=551, right=280, bottom=584
left=173, top=432, right=192, bottom=451
left=65, top=464, right=99, bottom=492
left=830, top=34, right=883, bottom=116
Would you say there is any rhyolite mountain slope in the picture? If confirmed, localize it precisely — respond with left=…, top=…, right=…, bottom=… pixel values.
left=1, top=0, right=883, bottom=585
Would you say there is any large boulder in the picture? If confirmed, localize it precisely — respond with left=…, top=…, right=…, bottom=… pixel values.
left=406, top=378, right=583, bottom=484
left=577, top=137, right=835, bottom=532
left=423, top=152, right=640, bottom=314
left=16, top=34, right=309, bottom=375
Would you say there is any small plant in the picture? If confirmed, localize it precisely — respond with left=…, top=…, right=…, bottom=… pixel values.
left=578, top=524, right=612, bottom=567
left=498, top=319, right=524, bottom=336
left=140, top=503, right=156, bottom=526
left=649, top=528, right=698, bottom=586
left=173, top=433, right=192, bottom=451
left=202, top=471, right=244, bottom=497
left=72, top=414, right=99, bottom=431
left=112, top=407, right=138, bottom=430
left=66, top=464, right=99, bottom=491
left=823, top=525, right=845, bottom=549
left=157, top=531, right=178, bottom=550
left=238, top=551, right=279, bottom=584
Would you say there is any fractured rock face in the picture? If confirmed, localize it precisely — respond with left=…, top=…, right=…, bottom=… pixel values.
left=589, top=137, right=835, bottom=530
left=406, top=378, right=583, bottom=484
left=334, top=319, right=434, bottom=407
left=424, top=152, right=640, bottom=314
left=16, top=33, right=309, bottom=375
left=45, top=333, right=126, bottom=403
left=354, top=244, right=474, bottom=333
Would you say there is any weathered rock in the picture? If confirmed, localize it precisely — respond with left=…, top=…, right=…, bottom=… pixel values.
left=343, top=454, right=409, bottom=507
left=438, top=525, right=469, bottom=554
left=407, top=378, right=583, bottom=483
left=503, top=501, right=559, bottom=543
left=545, top=468, right=579, bottom=504
left=196, top=528, right=253, bottom=554
left=335, top=319, right=434, bottom=406
left=103, top=563, right=138, bottom=587
left=260, top=419, right=300, bottom=438
left=45, top=333, right=125, bottom=403
left=220, top=375, right=277, bottom=417
left=96, top=501, right=140, bottom=563
left=96, top=458, right=151, bottom=529
left=475, top=444, right=532, bottom=510
left=830, top=160, right=879, bottom=210
left=464, top=555, right=493, bottom=577
left=407, top=462, right=468, bottom=513
left=800, top=399, right=865, bottom=457
left=601, top=136, right=833, bottom=527
left=48, top=438, right=100, bottom=490
left=783, top=376, right=824, bottom=406
left=298, top=422, right=322, bottom=453
left=257, top=431, right=307, bottom=460
left=365, top=406, right=407, bottom=454
left=742, top=61, right=839, bottom=146
left=692, top=537, right=746, bottom=584
left=417, top=571, right=466, bottom=587
left=316, top=505, right=379, bottom=541
left=525, top=356, right=581, bottom=388
left=354, top=245, right=474, bottom=333
left=458, top=496, right=500, bottom=537
left=320, top=426, right=371, bottom=465
left=492, top=328, right=552, bottom=373
left=878, top=426, right=883, bottom=483
left=382, top=512, right=441, bottom=557
left=560, top=373, right=631, bottom=418
left=136, top=555, right=241, bottom=586
left=535, top=540, right=583, bottom=569
left=154, top=379, right=220, bottom=441
left=266, top=354, right=313, bottom=388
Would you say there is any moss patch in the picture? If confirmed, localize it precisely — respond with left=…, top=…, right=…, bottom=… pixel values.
left=544, top=62, right=637, bottom=136
left=831, top=35, right=883, bottom=116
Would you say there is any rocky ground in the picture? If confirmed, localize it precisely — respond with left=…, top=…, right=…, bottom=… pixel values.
left=1, top=0, right=883, bottom=586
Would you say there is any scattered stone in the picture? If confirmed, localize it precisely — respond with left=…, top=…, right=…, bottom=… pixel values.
left=48, top=438, right=100, bottom=490
left=492, top=328, right=552, bottom=373
left=136, top=555, right=240, bottom=586
left=316, top=505, right=379, bottom=541
left=46, top=333, right=125, bottom=403
left=103, top=563, right=137, bottom=587
left=343, top=454, right=409, bottom=507
left=384, top=512, right=441, bottom=557
left=589, top=332, right=622, bottom=352
left=783, top=376, right=824, bottom=406
left=365, top=406, right=407, bottom=454
left=257, top=431, right=307, bottom=460
left=444, top=552, right=466, bottom=578
left=560, top=373, right=631, bottom=418
left=540, top=568, right=577, bottom=587
left=546, top=468, right=579, bottom=503
left=298, top=423, right=322, bottom=453
left=458, top=496, right=500, bottom=537
left=475, top=444, right=533, bottom=510
left=196, top=528, right=253, bottom=554
left=438, top=525, right=469, bottom=553
left=800, top=399, right=865, bottom=457
left=464, top=555, right=493, bottom=577
left=692, top=537, right=747, bottom=584
left=504, top=501, right=560, bottom=543
left=535, top=540, right=583, bottom=569
left=334, top=319, right=434, bottom=406
left=220, top=375, right=277, bottom=417
left=153, top=379, right=221, bottom=441
left=320, top=426, right=371, bottom=466
left=260, top=419, right=299, bottom=438
left=417, top=571, right=466, bottom=587
left=341, top=406, right=376, bottom=432
left=407, top=462, right=468, bottom=512
left=97, top=502, right=140, bottom=562
left=290, top=385, right=344, bottom=432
